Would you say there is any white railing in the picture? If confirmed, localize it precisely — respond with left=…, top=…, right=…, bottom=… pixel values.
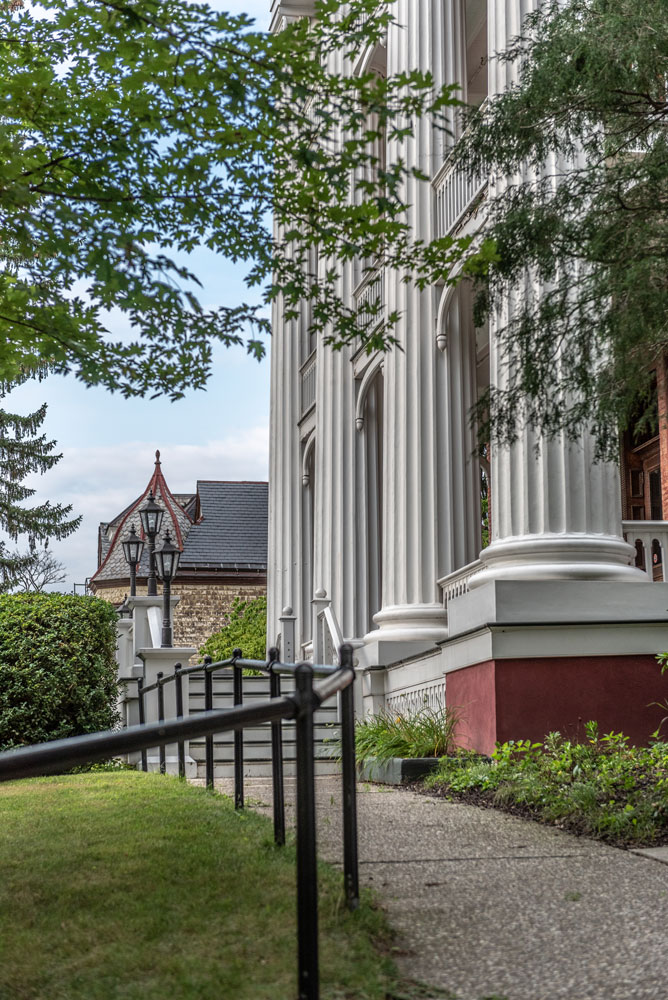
left=622, top=521, right=668, bottom=581
left=300, top=351, right=317, bottom=416
left=433, top=108, right=490, bottom=238
left=354, top=266, right=385, bottom=334
left=433, top=157, right=487, bottom=238
left=386, top=679, right=446, bottom=716
left=437, top=559, right=482, bottom=610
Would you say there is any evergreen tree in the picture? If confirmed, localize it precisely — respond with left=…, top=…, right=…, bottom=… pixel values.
left=453, top=0, right=668, bottom=458
left=0, top=382, right=80, bottom=589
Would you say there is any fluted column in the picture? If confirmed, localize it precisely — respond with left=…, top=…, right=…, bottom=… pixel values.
left=371, top=0, right=448, bottom=643
left=268, top=297, right=304, bottom=648
left=471, top=0, right=644, bottom=588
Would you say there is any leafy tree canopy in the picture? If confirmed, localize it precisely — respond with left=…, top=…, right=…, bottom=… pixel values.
left=455, top=0, right=668, bottom=459
left=0, top=0, right=481, bottom=401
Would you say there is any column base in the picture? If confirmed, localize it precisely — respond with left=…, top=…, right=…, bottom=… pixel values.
left=442, top=579, right=668, bottom=754
left=370, top=603, right=448, bottom=643
left=447, top=654, right=668, bottom=756
left=469, top=533, right=646, bottom=589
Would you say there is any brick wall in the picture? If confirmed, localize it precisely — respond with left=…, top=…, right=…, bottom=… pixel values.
left=93, top=577, right=266, bottom=657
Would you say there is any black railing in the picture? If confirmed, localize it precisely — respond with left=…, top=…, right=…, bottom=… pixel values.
left=0, top=644, right=359, bottom=1000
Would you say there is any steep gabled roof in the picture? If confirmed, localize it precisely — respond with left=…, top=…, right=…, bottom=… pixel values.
left=90, top=450, right=195, bottom=584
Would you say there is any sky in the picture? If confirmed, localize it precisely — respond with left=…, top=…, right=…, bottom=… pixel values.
left=5, top=0, right=274, bottom=592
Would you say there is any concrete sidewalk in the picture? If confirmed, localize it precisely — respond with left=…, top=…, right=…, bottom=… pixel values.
left=211, top=776, right=668, bottom=1000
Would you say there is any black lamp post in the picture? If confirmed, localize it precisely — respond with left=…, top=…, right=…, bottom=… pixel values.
left=139, top=490, right=164, bottom=597
left=156, top=530, right=181, bottom=647
left=121, top=525, right=145, bottom=597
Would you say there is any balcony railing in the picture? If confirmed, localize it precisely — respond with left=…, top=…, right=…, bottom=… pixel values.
left=300, top=350, right=317, bottom=416
left=354, top=266, right=385, bottom=335
left=433, top=108, right=489, bottom=238
left=437, top=559, right=482, bottom=614
left=433, top=156, right=487, bottom=239
left=623, top=520, right=668, bottom=581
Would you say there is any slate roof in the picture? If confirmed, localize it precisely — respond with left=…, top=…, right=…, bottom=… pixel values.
left=91, top=457, right=267, bottom=584
left=180, top=481, right=268, bottom=570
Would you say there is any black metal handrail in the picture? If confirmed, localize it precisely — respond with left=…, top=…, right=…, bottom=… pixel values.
left=0, top=645, right=358, bottom=1000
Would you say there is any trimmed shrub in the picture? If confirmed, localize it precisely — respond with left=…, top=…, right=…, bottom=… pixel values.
left=200, top=594, right=267, bottom=662
left=0, top=593, right=119, bottom=750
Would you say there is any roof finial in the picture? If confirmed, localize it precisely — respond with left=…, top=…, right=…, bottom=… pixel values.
left=155, top=449, right=161, bottom=464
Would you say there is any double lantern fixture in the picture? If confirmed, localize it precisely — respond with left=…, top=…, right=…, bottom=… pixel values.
left=121, top=490, right=182, bottom=648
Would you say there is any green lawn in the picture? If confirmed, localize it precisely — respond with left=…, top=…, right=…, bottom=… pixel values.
left=0, top=771, right=394, bottom=1000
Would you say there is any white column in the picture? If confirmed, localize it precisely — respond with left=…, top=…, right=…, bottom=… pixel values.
left=268, top=296, right=303, bottom=645
left=471, top=0, right=644, bottom=588
left=371, top=0, right=448, bottom=643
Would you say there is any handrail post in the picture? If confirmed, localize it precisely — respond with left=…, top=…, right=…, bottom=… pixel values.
left=295, top=662, right=319, bottom=1000
left=339, top=644, right=359, bottom=910
left=137, top=677, right=147, bottom=772
left=204, top=655, right=214, bottom=790
left=174, top=663, right=185, bottom=779
left=232, top=648, right=244, bottom=810
left=157, top=672, right=165, bottom=774
left=268, top=646, right=285, bottom=846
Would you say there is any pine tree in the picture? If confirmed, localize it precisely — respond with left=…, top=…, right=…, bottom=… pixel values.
left=0, top=382, right=80, bottom=589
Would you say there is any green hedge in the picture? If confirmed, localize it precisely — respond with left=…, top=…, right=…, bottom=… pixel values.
left=0, top=593, right=119, bottom=750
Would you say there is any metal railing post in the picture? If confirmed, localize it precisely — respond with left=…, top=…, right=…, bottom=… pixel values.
left=204, top=655, right=214, bottom=789
left=174, top=663, right=185, bottom=779
left=268, top=646, right=285, bottom=846
left=339, top=644, right=359, bottom=910
left=295, top=662, right=319, bottom=1000
left=232, top=648, right=244, bottom=811
left=157, top=672, right=165, bottom=774
left=137, top=677, right=147, bottom=772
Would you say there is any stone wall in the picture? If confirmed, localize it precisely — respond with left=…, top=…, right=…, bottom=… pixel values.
left=93, top=577, right=266, bottom=657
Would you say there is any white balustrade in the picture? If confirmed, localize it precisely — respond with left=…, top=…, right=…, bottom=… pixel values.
left=300, top=351, right=317, bottom=416
left=622, top=521, right=668, bottom=582
left=437, top=558, right=482, bottom=611
left=354, top=267, right=385, bottom=334
left=433, top=156, right=487, bottom=238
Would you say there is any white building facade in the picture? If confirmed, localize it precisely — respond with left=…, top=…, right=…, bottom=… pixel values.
left=268, top=0, right=668, bottom=752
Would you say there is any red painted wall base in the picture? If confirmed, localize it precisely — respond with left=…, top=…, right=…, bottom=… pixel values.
left=446, top=655, right=668, bottom=755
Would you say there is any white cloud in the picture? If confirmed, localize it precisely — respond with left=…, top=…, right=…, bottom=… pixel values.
left=19, top=428, right=269, bottom=592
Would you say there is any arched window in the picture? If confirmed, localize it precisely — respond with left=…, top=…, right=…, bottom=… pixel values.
left=301, top=436, right=315, bottom=645
left=355, top=365, right=384, bottom=635
left=436, top=281, right=490, bottom=575
left=463, top=0, right=488, bottom=108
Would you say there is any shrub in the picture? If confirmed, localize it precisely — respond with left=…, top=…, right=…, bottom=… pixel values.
left=355, top=705, right=460, bottom=762
left=0, top=593, right=119, bottom=750
left=426, top=722, right=668, bottom=846
left=200, top=594, right=267, bottom=662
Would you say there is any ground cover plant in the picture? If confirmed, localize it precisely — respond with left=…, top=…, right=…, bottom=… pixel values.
left=201, top=594, right=267, bottom=663
left=0, top=593, right=118, bottom=750
left=355, top=706, right=459, bottom=763
left=425, top=722, right=668, bottom=847
left=0, top=771, right=395, bottom=1000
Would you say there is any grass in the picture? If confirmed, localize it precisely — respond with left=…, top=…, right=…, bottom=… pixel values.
left=0, top=771, right=395, bottom=1000
left=354, top=706, right=459, bottom=763
left=425, top=723, right=668, bottom=847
